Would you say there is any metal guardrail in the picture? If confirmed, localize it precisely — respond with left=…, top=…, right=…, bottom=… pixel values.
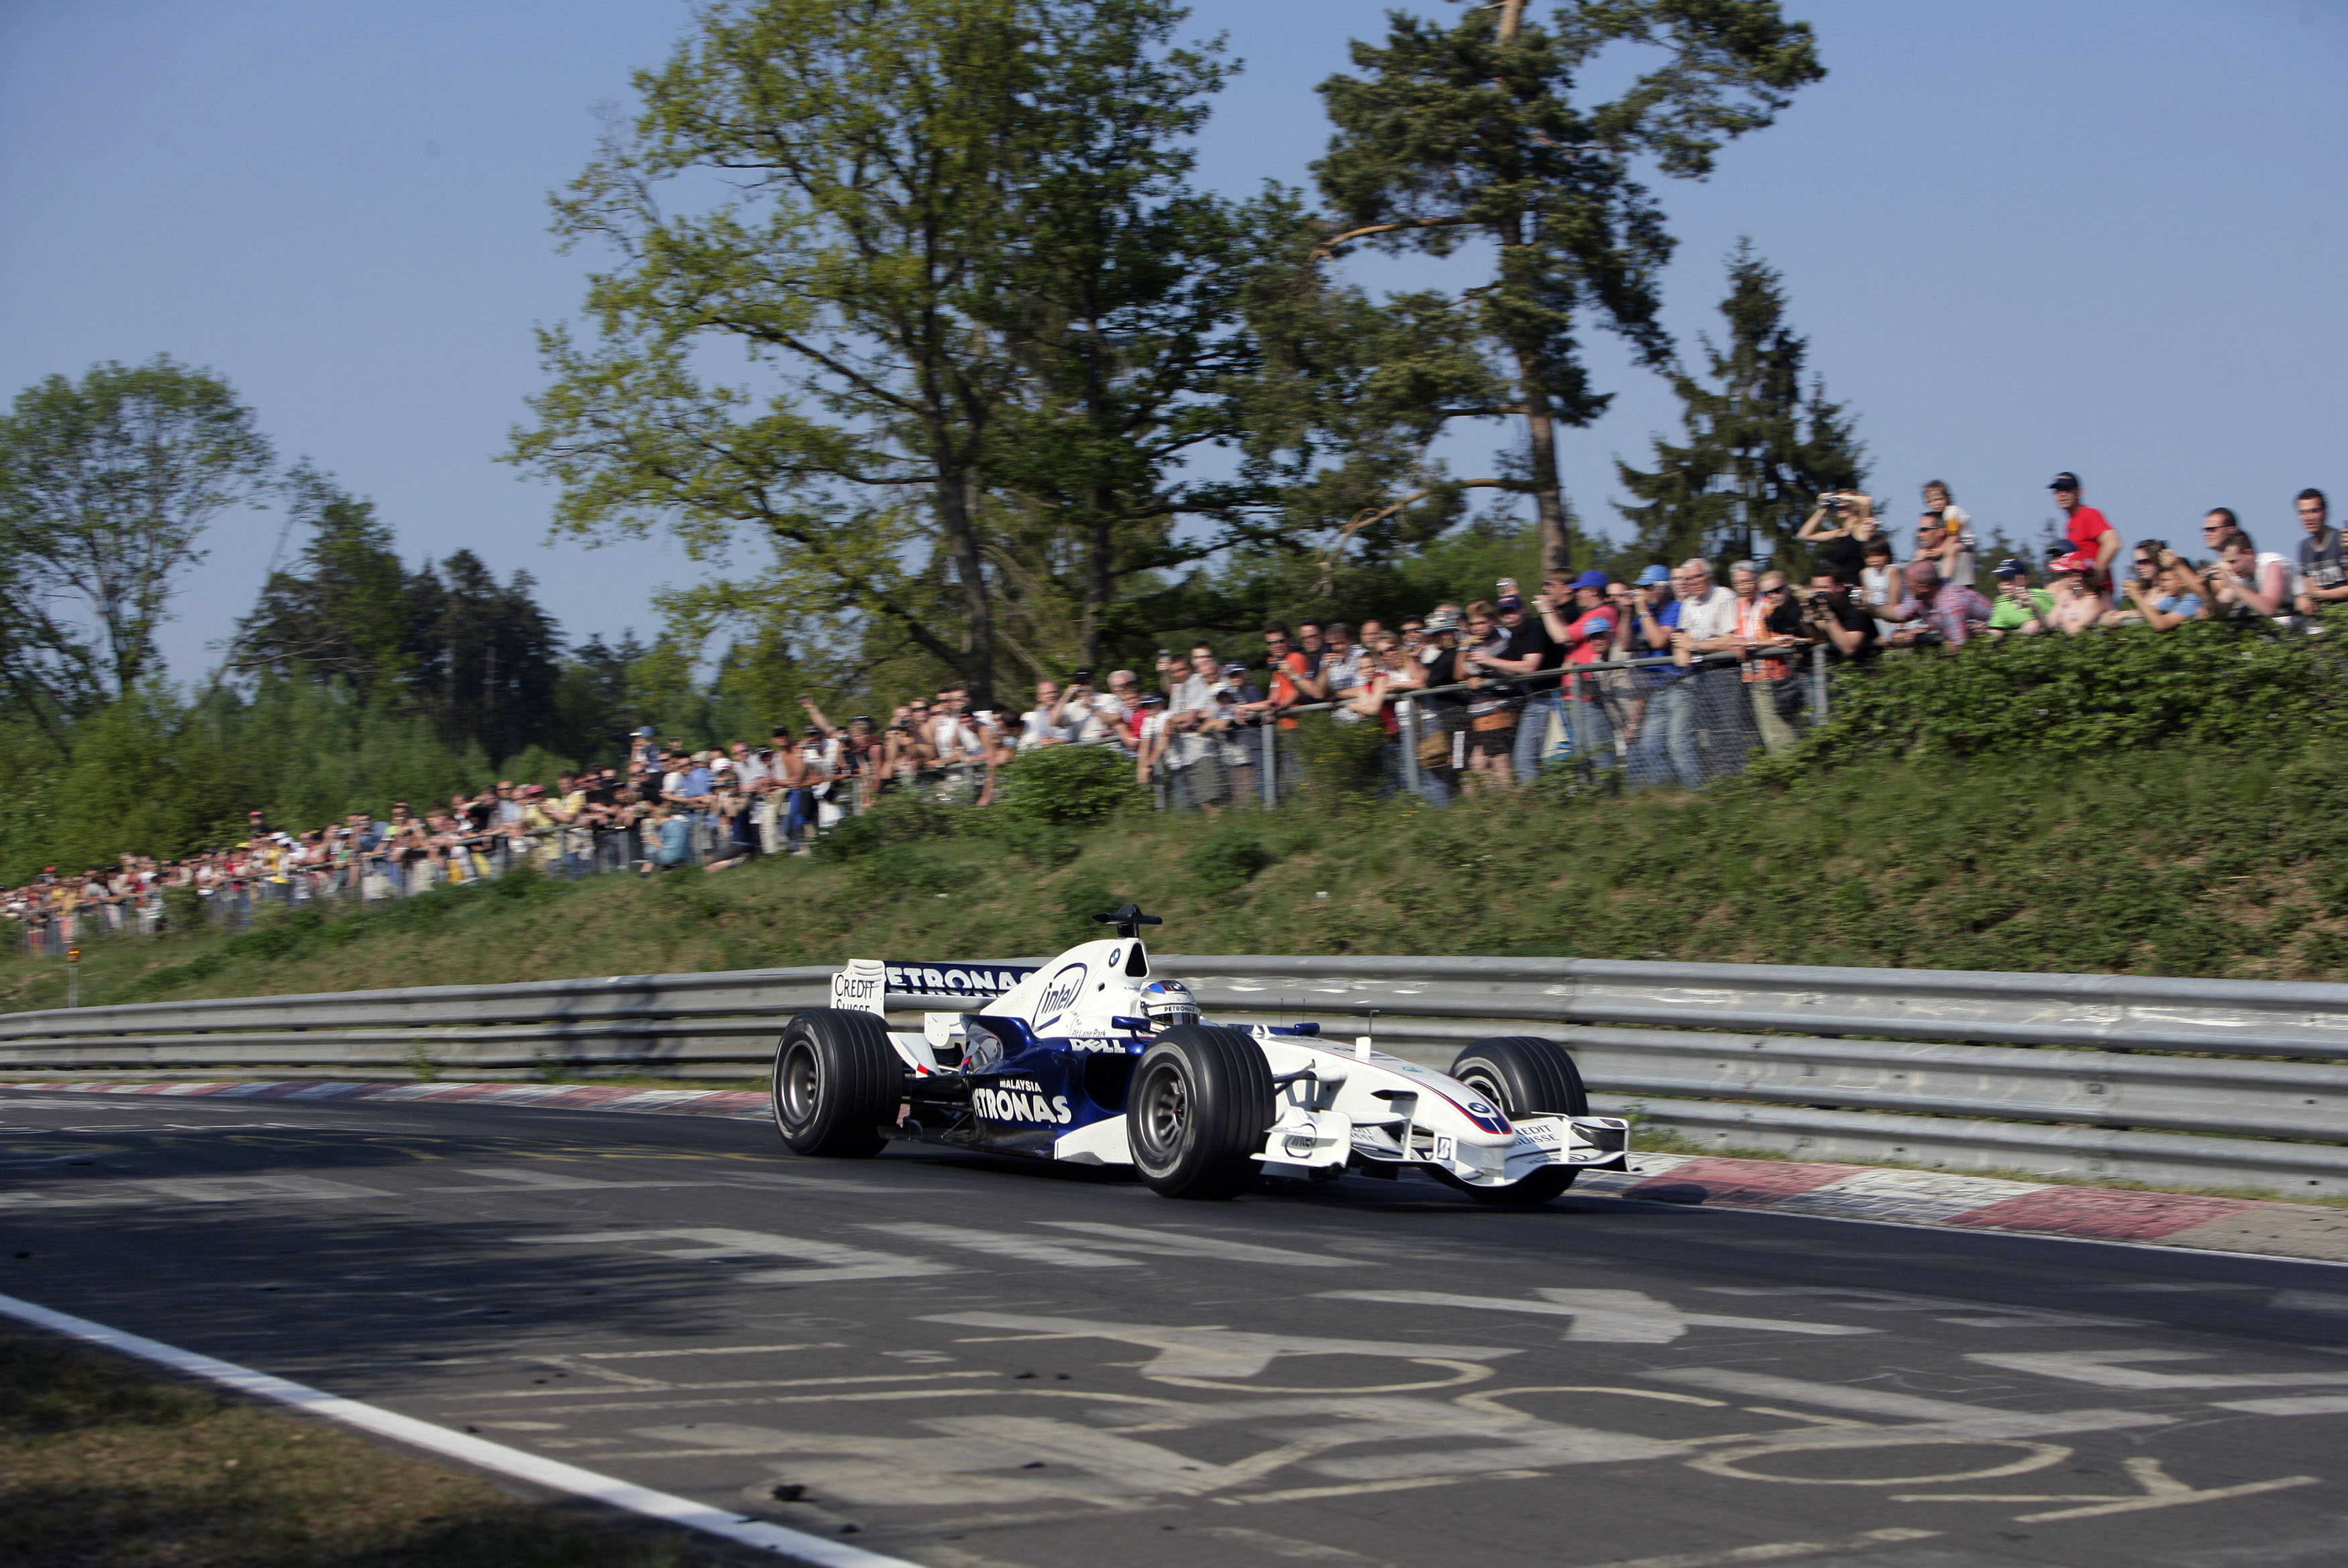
left=5, top=956, right=2347, bottom=1198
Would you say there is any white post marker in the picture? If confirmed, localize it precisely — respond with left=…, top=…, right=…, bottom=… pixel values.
left=0, top=1289, right=922, bottom=1568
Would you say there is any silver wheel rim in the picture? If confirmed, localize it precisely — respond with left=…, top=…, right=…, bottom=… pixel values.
left=1458, top=1066, right=1510, bottom=1117
left=1135, top=1060, right=1189, bottom=1168
left=780, top=1040, right=821, bottom=1128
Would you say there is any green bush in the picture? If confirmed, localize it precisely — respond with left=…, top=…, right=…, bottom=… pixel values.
left=1780, top=618, right=2348, bottom=774
left=814, top=791, right=950, bottom=862
left=1289, top=712, right=1387, bottom=805
left=1181, top=828, right=1277, bottom=897
left=994, top=744, right=1144, bottom=825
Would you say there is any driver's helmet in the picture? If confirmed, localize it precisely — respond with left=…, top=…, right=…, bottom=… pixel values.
left=1139, top=978, right=1199, bottom=1031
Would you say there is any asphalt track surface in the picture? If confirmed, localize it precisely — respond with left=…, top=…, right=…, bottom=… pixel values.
left=4, top=1092, right=2347, bottom=1568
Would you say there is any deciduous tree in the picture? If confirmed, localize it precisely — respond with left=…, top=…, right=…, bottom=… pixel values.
left=0, top=357, right=274, bottom=716
left=510, top=0, right=1255, bottom=707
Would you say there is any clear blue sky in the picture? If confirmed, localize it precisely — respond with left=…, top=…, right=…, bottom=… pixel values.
left=3, top=0, right=2341, bottom=680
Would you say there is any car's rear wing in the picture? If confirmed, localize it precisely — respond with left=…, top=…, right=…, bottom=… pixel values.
left=831, top=958, right=1040, bottom=1015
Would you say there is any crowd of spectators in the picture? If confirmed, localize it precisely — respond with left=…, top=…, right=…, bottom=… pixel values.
left=8, top=473, right=2336, bottom=950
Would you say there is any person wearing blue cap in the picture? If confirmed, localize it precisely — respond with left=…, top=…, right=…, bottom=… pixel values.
left=1621, top=565, right=1679, bottom=783
left=1533, top=569, right=1621, bottom=771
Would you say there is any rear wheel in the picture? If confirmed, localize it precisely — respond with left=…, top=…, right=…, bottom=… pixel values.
left=771, top=1008, right=902, bottom=1157
left=1126, top=1025, right=1275, bottom=1200
left=1444, top=1035, right=1589, bottom=1206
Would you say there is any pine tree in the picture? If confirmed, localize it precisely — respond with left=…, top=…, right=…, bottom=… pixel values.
left=1312, top=1, right=1825, bottom=578
left=408, top=551, right=562, bottom=765
left=1614, top=242, right=1864, bottom=571
left=233, top=466, right=416, bottom=704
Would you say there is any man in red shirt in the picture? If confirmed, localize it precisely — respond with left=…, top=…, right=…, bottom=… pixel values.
left=2050, top=471, right=2120, bottom=585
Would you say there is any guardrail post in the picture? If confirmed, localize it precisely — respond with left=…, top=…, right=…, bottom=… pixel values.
left=1261, top=716, right=1277, bottom=806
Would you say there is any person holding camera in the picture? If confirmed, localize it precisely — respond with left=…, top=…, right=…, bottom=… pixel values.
left=1804, top=569, right=1878, bottom=663
left=2111, top=543, right=2201, bottom=629
left=2205, top=525, right=2293, bottom=623
left=1796, top=490, right=1885, bottom=584
left=1985, top=558, right=2056, bottom=636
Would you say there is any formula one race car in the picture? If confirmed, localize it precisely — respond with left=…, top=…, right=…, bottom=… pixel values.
left=770, top=906, right=1627, bottom=1202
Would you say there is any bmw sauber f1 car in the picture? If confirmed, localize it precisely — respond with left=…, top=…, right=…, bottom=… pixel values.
left=771, top=905, right=1627, bottom=1202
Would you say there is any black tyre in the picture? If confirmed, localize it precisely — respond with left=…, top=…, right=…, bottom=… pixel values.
left=1444, top=1035, right=1591, bottom=1206
left=771, top=1008, right=902, bottom=1158
left=1126, top=1025, right=1275, bottom=1200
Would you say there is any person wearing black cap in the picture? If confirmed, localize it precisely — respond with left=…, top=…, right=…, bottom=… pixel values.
left=2049, top=472, right=2120, bottom=584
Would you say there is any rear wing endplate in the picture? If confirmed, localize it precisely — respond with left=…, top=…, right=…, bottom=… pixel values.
left=831, top=959, right=1040, bottom=1017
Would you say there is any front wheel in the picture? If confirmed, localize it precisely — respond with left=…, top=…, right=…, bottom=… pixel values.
left=1126, top=1025, right=1275, bottom=1200
left=771, top=1008, right=902, bottom=1158
left=1444, top=1035, right=1589, bottom=1207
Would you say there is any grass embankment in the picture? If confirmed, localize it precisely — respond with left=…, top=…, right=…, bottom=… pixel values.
left=10, top=737, right=2348, bottom=1017
left=0, top=1322, right=725, bottom=1568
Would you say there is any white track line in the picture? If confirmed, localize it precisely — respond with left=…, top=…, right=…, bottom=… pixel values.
left=0, top=1289, right=922, bottom=1568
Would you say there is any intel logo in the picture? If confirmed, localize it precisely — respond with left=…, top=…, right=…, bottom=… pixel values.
left=1033, top=962, right=1087, bottom=1023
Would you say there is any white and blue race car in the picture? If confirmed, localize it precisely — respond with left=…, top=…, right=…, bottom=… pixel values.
left=771, top=906, right=1627, bottom=1203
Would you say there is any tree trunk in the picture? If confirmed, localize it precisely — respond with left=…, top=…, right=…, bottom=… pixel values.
left=1515, top=347, right=1573, bottom=581
left=1082, top=496, right=1112, bottom=673
left=937, top=467, right=996, bottom=712
left=1503, top=204, right=1572, bottom=579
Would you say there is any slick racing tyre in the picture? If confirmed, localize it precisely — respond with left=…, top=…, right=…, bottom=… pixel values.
left=771, top=1008, right=902, bottom=1158
left=1443, top=1035, right=1591, bottom=1206
left=1127, top=1025, right=1275, bottom=1200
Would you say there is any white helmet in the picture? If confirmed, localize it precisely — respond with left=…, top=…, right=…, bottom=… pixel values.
left=1138, top=978, right=1198, bottom=1031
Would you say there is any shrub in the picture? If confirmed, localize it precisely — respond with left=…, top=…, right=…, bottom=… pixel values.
left=1289, top=712, right=1387, bottom=805
left=1769, top=618, right=2348, bottom=777
left=994, top=744, right=1144, bottom=825
left=814, top=791, right=950, bottom=862
left=1182, top=829, right=1276, bottom=897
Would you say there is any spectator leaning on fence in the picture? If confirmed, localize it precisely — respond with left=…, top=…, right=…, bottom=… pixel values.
left=2037, top=551, right=2113, bottom=634
left=1733, top=565, right=1804, bottom=754
left=1475, top=580, right=1554, bottom=779
left=1804, top=567, right=1878, bottom=664
left=1646, top=559, right=1738, bottom=790
left=1018, top=679, right=1070, bottom=749
left=1545, top=570, right=1618, bottom=760
left=1987, top=557, right=2056, bottom=636
left=1889, top=559, right=1992, bottom=647
left=2206, top=524, right=2293, bottom=623
left=1620, top=564, right=1678, bottom=780
left=2120, top=541, right=2206, bottom=630
left=2294, top=489, right=2345, bottom=619
left=1454, top=602, right=1521, bottom=793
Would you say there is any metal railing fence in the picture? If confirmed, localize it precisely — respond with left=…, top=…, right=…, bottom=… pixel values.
left=4, top=952, right=2346, bottom=1198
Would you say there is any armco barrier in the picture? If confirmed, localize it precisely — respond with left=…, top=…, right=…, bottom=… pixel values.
left=5, top=956, right=2347, bottom=1198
